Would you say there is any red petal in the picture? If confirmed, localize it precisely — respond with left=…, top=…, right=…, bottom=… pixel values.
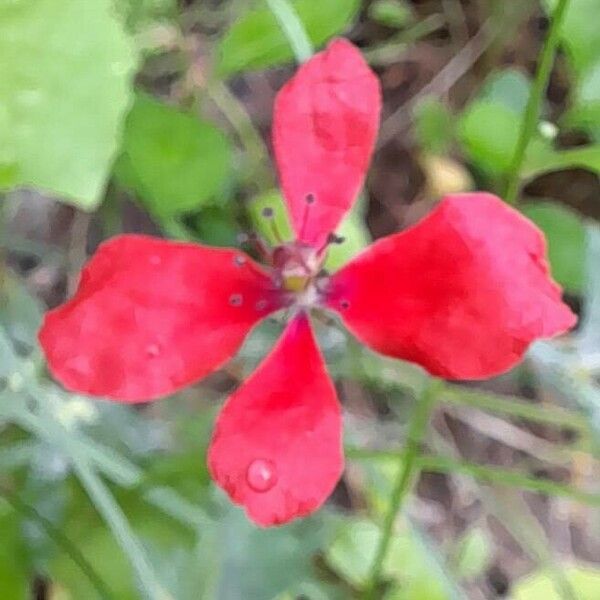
left=325, top=193, right=576, bottom=379
left=208, top=313, right=342, bottom=526
left=273, top=38, right=381, bottom=249
left=39, top=235, right=280, bottom=402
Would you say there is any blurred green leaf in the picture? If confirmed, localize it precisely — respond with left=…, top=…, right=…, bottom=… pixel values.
left=210, top=504, right=333, bottom=600
left=523, top=144, right=600, bottom=178
left=0, top=270, right=43, bottom=351
left=452, top=527, right=491, bottom=580
left=217, top=0, right=360, bottom=76
left=567, top=59, right=600, bottom=139
left=0, top=507, right=30, bottom=600
left=479, top=69, right=532, bottom=114
left=514, top=565, right=600, bottom=600
left=326, top=518, right=448, bottom=598
left=414, top=97, right=454, bottom=155
left=0, top=0, right=136, bottom=209
left=118, top=0, right=176, bottom=32
left=521, top=201, right=585, bottom=292
left=248, top=190, right=369, bottom=270
left=458, top=102, right=521, bottom=175
left=544, top=0, right=600, bottom=75
left=368, top=0, right=413, bottom=28
left=115, top=94, right=232, bottom=217
left=194, top=207, right=240, bottom=247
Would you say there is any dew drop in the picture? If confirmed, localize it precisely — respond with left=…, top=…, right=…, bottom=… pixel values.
left=255, top=299, right=268, bottom=311
left=305, top=193, right=316, bottom=204
left=340, top=299, right=350, bottom=310
left=229, top=293, right=243, bottom=307
left=233, top=255, right=246, bottom=267
left=149, top=255, right=162, bottom=267
left=246, top=459, right=277, bottom=493
left=145, top=344, right=161, bottom=358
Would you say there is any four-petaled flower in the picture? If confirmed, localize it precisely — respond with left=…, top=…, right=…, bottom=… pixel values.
left=39, top=39, right=576, bottom=526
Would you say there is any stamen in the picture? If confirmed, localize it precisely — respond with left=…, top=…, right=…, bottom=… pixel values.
left=299, top=193, right=315, bottom=240
left=262, top=206, right=284, bottom=244
left=238, top=232, right=272, bottom=263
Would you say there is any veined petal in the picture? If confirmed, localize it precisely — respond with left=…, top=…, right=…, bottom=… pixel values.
left=39, top=235, right=281, bottom=401
left=273, top=38, right=381, bottom=249
left=208, top=313, right=343, bottom=526
left=325, top=193, right=576, bottom=379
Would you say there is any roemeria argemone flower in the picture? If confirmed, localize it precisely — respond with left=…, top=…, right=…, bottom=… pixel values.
left=39, top=39, right=576, bottom=526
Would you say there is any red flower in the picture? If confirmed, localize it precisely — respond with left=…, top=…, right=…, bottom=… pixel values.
left=39, top=39, right=576, bottom=526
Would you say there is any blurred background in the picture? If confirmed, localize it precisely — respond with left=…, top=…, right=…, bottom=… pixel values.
left=1, top=0, right=600, bottom=598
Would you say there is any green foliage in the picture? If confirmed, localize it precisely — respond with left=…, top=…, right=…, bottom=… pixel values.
left=368, top=0, right=413, bottom=28
left=115, top=94, right=232, bottom=218
left=521, top=201, right=586, bottom=292
left=0, top=507, right=30, bottom=599
left=414, top=97, right=454, bottom=155
left=216, top=0, right=360, bottom=76
left=451, top=528, right=492, bottom=580
left=513, top=565, right=600, bottom=600
left=545, top=0, right=600, bottom=76
left=0, top=0, right=137, bottom=209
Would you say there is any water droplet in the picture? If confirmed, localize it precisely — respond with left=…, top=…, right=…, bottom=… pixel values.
left=229, top=293, right=243, bottom=307
left=149, top=255, right=162, bottom=266
left=246, top=459, right=277, bottom=493
left=233, top=255, right=246, bottom=267
left=146, top=344, right=160, bottom=358
left=340, top=299, right=350, bottom=310
left=305, top=193, right=316, bottom=204
left=255, top=299, right=268, bottom=311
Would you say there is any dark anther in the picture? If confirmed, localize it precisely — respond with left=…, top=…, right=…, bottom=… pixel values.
left=262, top=207, right=274, bottom=218
left=305, top=193, right=315, bottom=204
left=229, top=293, right=243, bottom=307
left=340, top=300, right=350, bottom=310
left=327, top=233, right=345, bottom=245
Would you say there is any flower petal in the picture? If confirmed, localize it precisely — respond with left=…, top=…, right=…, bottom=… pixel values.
left=208, top=313, right=342, bottom=526
left=325, top=193, right=576, bottom=379
left=273, top=38, right=381, bottom=249
left=39, top=235, right=281, bottom=401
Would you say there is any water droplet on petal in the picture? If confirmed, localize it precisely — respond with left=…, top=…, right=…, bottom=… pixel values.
left=233, top=255, right=246, bottom=267
left=146, top=344, right=160, bottom=358
left=246, top=459, right=277, bottom=493
left=340, top=299, right=350, bottom=310
left=149, top=255, right=162, bottom=266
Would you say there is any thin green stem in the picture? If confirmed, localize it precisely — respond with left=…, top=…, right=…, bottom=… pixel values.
left=0, top=483, right=115, bottom=600
left=348, top=449, right=600, bottom=507
left=363, top=378, right=443, bottom=599
left=504, top=0, right=571, bottom=203
left=265, top=0, right=313, bottom=63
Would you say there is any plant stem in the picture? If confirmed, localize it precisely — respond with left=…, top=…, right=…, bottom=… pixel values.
left=504, top=0, right=571, bottom=204
left=0, top=483, right=115, bottom=600
left=363, top=378, right=443, bottom=599
left=265, top=0, right=313, bottom=63
left=348, top=449, right=600, bottom=507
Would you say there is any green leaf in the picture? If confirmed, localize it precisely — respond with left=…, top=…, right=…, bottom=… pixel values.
left=458, top=102, right=521, bottom=175
left=217, top=0, right=360, bottom=76
left=368, top=0, right=413, bottom=28
left=521, top=201, right=585, bottom=292
left=514, top=565, right=600, bottom=600
left=479, top=69, right=531, bottom=114
left=544, top=0, right=600, bottom=75
left=567, top=59, right=600, bottom=139
left=0, top=0, right=137, bottom=209
left=523, top=144, right=600, bottom=178
left=414, top=97, right=454, bottom=155
left=115, top=94, right=232, bottom=217
left=247, top=190, right=369, bottom=270
left=0, top=508, right=30, bottom=600
left=452, top=528, right=491, bottom=580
